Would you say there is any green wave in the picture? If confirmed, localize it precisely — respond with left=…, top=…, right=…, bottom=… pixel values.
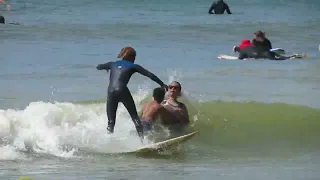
left=75, top=97, right=320, bottom=156
left=186, top=101, right=320, bottom=157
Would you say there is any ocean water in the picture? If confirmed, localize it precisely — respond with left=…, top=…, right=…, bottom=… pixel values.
left=1, top=0, right=320, bottom=179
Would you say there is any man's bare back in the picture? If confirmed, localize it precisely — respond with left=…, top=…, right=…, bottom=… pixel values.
left=141, top=100, right=164, bottom=123
left=140, top=87, right=166, bottom=132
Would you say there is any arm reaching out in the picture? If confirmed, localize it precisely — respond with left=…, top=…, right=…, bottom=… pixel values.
left=135, top=64, right=168, bottom=90
left=96, top=62, right=112, bottom=71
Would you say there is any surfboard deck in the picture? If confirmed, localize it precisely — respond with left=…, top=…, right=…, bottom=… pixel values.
left=271, top=48, right=285, bottom=55
left=123, top=131, right=198, bottom=154
left=218, top=54, right=239, bottom=60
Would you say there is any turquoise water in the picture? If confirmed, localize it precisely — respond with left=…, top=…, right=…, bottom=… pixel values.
left=1, top=0, right=320, bottom=179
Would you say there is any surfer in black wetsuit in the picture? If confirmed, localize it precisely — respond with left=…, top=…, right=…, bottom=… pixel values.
left=235, top=46, right=301, bottom=60
left=0, top=15, right=4, bottom=24
left=208, top=0, right=232, bottom=14
left=96, top=46, right=168, bottom=140
left=252, top=30, right=272, bottom=51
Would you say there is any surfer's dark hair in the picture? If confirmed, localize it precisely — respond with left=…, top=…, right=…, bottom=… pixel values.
left=153, top=87, right=165, bottom=103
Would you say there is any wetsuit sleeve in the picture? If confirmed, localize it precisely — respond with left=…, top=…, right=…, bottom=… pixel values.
left=134, top=65, right=166, bottom=87
left=225, top=3, right=232, bottom=14
left=96, top=62, right=112, bottom=71
left=267, top=39, right=272, bottom=49
left=208, top=2, right=216, bottom=14
left=238, top=51, right=246, bottom=60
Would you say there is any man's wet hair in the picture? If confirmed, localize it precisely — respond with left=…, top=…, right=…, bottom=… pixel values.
left=153, top=87, right=165, bottom=103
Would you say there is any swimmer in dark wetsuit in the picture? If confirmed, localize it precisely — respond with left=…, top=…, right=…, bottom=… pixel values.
left=208, top=0, right=232, bottom=14
left=96, top=46, right=168, bottom=140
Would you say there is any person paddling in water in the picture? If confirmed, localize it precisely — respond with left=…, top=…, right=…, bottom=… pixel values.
left=233, top=45, right=305, bottom=60
left=96, top=46, right=168, bottom=140
left=208, top=0, right=232, bottom=15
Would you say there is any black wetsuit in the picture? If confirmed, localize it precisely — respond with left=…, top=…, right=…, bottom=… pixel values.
left=0, top=16, right=5, bottom=24
left=238, top=46, right=293, bottom=60
left=208, top=0, right=232, bottom=14
left=252, top=38, right=272, bottom=51
left=96, top=59, right=166, bottom=138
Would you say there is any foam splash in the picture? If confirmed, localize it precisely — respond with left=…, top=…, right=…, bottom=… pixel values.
left=0, top=70, right=183, bottom=160
left=0, top=90, right=152, bottom=160
left=0, top=145, right=27, bottom=160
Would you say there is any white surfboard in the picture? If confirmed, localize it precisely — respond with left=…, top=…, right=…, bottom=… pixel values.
left=124, top=131, right=198, bottom=154
left=218, top=54, right=239, bottom=60
left=271, top=48, right=285, bottom=55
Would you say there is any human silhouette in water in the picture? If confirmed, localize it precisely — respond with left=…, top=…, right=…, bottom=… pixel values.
left=208, top=0, right=232, bottom=14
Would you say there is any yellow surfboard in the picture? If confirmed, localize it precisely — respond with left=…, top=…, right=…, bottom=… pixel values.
left=125, top=131, right=198, bottom=154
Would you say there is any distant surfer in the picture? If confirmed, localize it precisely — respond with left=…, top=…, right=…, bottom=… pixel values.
left=252, top=30, right=272, bottom=51
left=233, top=30, right=272, bottom=52
left=208, top=0, right=232, bottom=15
left=233, top=45, right=304, bottom=60
left=96, top=46, right=168, bottom=140
left=230, top=31, right=297, bottom=60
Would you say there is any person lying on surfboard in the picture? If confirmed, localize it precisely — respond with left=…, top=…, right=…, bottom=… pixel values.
left=161, top=81, right=190, bottom=137
left=140, top=87, right=167, bottom=132
left=96, top=46, right=168, bottom=140
left=232, top=30, right=272, bottom=53
left=233, top=45, right=306, bottom=60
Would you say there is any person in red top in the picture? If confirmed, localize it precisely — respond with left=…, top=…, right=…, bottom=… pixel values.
left=0, top=0, right=11, bottom=10
left=233, top=39, right=254, bottom=52
left=239, top=39, right=254, bottom=49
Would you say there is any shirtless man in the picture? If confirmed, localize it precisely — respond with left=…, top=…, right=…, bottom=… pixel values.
left=140, top=87, right=166, bottom=132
